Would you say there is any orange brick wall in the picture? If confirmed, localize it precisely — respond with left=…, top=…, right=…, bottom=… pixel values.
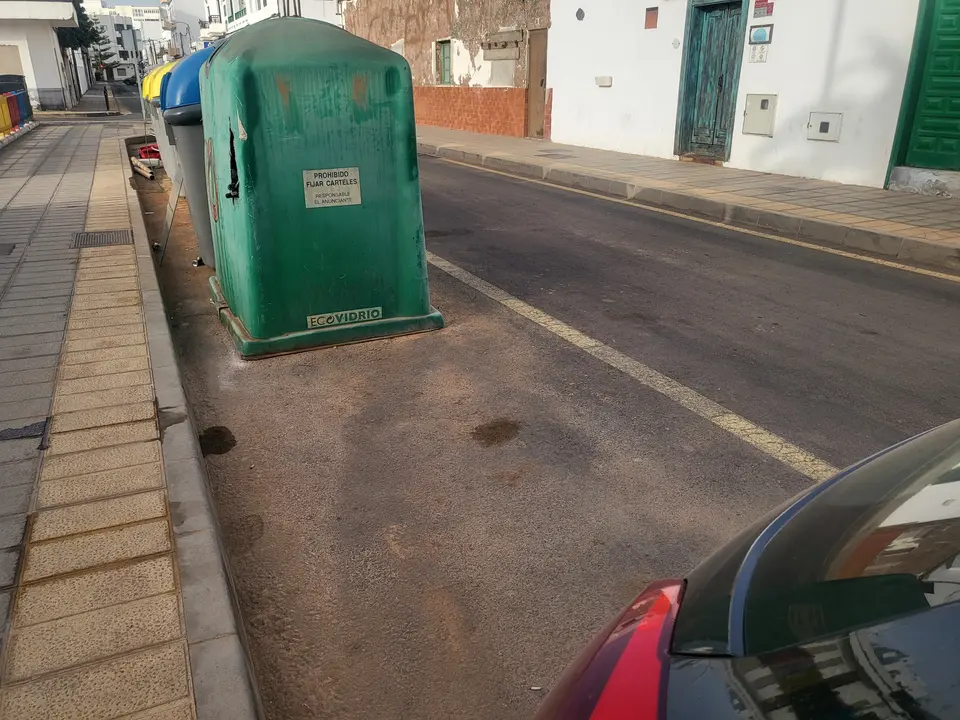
left=413, top=86, right=528, bottom=138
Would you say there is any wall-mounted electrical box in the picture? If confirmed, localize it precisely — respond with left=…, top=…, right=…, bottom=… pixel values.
left=742, top=94, right=778, bottom=136
left=595, top=76, right=613, bottom=88
left=482, top=30, right=522, bottom=61
left=807, top=112, right=842, bottom=142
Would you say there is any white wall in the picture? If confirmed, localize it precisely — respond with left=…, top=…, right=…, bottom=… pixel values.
left=727, top=0, right=919, bottom=187
left=0, top=30, right=35, bottom=96
left=449, top=39, right=494, bottom=86
left=300, top=0, right=341, bottom=25
left=226, top=0, right=342, bottom=32
left=167, top=0, right=206, bottom=52
left=547, top=0, right=921, bottom=187
left=0, top=21, right=69, bottom=109
left=0, top=1, right=75, bottom=23
left=547, top=0, right=688, bottom=159
left=225, top=0, right=274, bottom=31
left=73, top=47, right=90, bottom=95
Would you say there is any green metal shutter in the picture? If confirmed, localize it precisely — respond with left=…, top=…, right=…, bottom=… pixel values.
left=906, top=0, right=960, bottom=170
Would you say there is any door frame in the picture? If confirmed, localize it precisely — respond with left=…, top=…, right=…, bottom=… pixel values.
left=885, top=0, right=935, bottom=186
left=673, top=0, right=750, bottom=160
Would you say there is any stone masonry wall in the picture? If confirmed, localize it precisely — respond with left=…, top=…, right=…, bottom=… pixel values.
left=342, top=0, right=549, bottom=137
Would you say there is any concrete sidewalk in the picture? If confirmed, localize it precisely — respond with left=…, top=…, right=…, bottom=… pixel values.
left=36, top=83, right=122, bottom=119
left=0, top=124, right=258, bottom=718
left=417, top=126, right=960, bottom=271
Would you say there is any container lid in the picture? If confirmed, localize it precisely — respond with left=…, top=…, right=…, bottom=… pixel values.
left=161, top=45, right=217, bottom=113
left=144, top=60, right=178, bottom=101
left=140, top=67, right=158, bottom=100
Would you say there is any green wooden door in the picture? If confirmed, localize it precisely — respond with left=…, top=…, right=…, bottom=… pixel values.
left=906, top=0, right=960, bottom=170
left=688, top=2, right=743, bottom=157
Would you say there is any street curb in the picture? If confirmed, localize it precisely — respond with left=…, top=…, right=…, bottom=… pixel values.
left=35, top=111, right=122, bottom=118
left=0, top=121, right=39, bottom=151
left=417, top=140, right=960, bottom=272
left=120, top=138, right=265, bottom=720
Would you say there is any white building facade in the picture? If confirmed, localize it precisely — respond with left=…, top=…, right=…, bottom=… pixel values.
left=547, top=0, right=936, bottom=188
left=82, top=1, right=140, bottom=80
left=115, top=4, right=165, bottom=65
left=199, top=0, right=226, bottom=45
left=159, top=0, right=206, bottom=58
left=224, top=0, right=341, bottom=35
left=0, top=0, right=80, bottom=110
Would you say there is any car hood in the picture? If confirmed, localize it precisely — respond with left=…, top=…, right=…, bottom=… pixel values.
left=673, top=419, right=960, bottom=657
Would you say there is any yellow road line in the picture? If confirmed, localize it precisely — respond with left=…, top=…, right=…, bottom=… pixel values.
left=438, top=158, right=960, bottom=285
left=427, top=251, right=839, bottom=483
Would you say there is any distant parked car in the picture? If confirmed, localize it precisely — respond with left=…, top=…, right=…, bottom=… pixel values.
left=537, top=420, right=960, bottom=719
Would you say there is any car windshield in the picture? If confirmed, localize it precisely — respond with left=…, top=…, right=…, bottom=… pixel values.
left=674, top=420, right=960, bottom=656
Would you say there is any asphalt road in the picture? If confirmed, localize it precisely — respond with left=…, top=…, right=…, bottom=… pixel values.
left=109, top=81, right=144, bottom=118
left=421, top=157, right=960, bottom=469
left=149, top=157, right=960, bottom=720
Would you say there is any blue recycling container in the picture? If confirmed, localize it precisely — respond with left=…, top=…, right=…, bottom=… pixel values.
left=162, top=44, right=218, bottom=268
left=16, top=91, right=30, bottom=123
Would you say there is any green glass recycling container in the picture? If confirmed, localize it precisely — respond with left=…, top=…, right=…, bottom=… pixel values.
left=201, top=17, right=443, bottom=357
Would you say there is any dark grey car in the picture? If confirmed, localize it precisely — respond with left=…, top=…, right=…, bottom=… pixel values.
left=538, top=419, right=960, bottom=719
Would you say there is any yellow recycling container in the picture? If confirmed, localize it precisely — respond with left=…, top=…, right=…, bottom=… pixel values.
left=145, top=61, right=181, bottom=184
left=0, top=100, right=11, bottom=137
left=141, top=68, right=158, bottom=100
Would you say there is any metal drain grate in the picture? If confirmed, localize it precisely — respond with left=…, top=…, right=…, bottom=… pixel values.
left=70, top=230, right=133, bottom=248
left=0, top=243, right=14, bottom=256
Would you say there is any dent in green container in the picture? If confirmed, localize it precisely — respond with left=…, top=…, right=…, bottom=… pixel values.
left=201, top=17, right=443, bottom=357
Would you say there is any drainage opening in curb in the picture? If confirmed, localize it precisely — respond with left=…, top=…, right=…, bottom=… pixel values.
left=70, top=230, right=134, bottom=248
left=0, top=243, right=15, bottom=256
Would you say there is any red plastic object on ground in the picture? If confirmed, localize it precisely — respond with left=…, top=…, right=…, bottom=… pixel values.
left=138, top=144, right=161, bottom=160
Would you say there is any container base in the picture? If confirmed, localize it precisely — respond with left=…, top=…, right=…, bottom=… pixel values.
left=210, top=276, right=445, bottom=358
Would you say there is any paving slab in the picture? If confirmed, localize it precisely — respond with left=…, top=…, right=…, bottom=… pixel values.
left=0, top=642, right=190, bottom=719
left=0, top=459, right=37, bottom=489
left=22, top=518, right=171, bottom=582
left=37, top=462, right=163, bottom=508
left=58, top=355, right=150, bottom=380
left=52, top=383, right=154, bottom=414
left=0, top=344, right=61, bottom=362
left=0, top=484, right=32, bottom=518
left=31, top=489, right=167, bottom=541
left=0, top=332, right=62, bottom=349
left=57, top=369, right=152, bottom=395
left=14, top=554, right=176, bottom=627
left=66, top=321, right=145, bottom=337
left=0, top=439, right=40, bottom=465
left=5, top=592, right=182, bottom=681
left=0, top=549, right=17, bottom=588
left=0, top=368, right=56, bottom=386
left=0, top=515, right=26, bottom=550
left=51, top=400, right=154, bottom=433
left=40, top=440, right=160, bottom=480
left=0, top=400, right=50, bottom=424
left=0, top=382, right=53, bottom=404
left=47, top=418, right=158, bottom=455
left=0, top=352, right=59, bottom=372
